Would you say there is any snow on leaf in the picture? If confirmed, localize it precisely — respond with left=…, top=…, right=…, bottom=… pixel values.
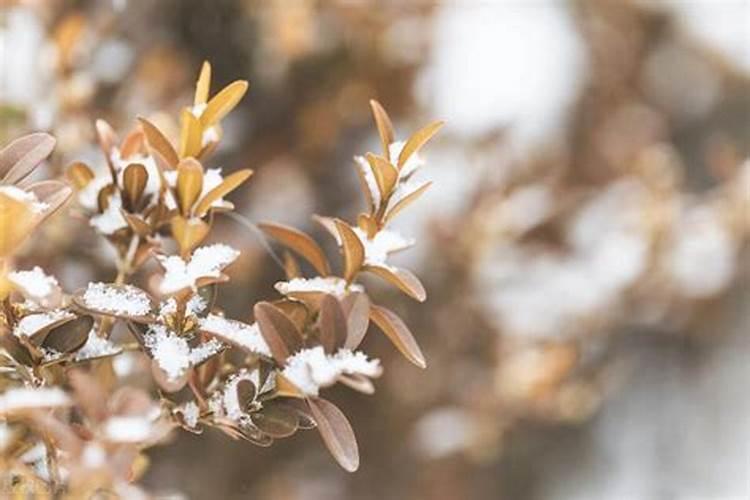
left=7, top=266, right=60, bottom=302
left=13, top=310, right=74, bottom=338
left=74, top=330, right=122, bottom=362
left=281, top=346, right=381, bottom=397
left=274, top=276, right=363, bottom=298
left=199, top=314, right=271, bottom=357
left=158, top=243, right=239, bottom=294
left=82, top=282, right=152, bottom=318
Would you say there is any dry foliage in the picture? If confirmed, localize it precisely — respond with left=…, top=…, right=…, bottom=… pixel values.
left=0, top=61, right=440, bottom=496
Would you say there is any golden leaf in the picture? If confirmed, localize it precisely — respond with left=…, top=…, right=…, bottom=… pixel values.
left=122, top=163, right=148, bottom=209
left=176, top=158, right=204, bottom=216
left=66, top=161, right=94, bottom=190
left=384, top=181, right=432, bottom=224
left=179, top=109, right=203, bottom=159
left=334, top=219, right=365, bottom=283
left=171, top=215, right=209, bottom=256
left=194, top=60, right=212, bottom=106
left=397, top=120, right=444, bottom=169
left=200, top=80, right=249, bottom=128
left=138, top=117, right=179, bottom=168
left=194, top=168, right=253, bottom=217
left=366, top=153, right=399, bottom=200
left=369, top=99, right=395, bottom=158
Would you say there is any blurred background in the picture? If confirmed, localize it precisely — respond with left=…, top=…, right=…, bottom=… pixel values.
left=1, top=0, right=749, bottom=498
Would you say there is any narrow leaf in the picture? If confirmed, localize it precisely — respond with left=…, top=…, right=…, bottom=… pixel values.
left=334, top=220, right=364, bottom=283
left=200, top=80, right=248, bottom=128
left=258, top=221, right=331, bottom=276
left=341, top=292, right=370, bottom=350
left=0, top=133, right=56, bottom=184
left=194, top=61, right=211, bottom=106
left=179, top=109, right=203, bottom=159
left=384, top=181, right=431, bottom=224
left=370, top=304, right=426, bottom=368
left=194, top=168, right=253, bottom=217
left=364, top=264, right=426, bottom=302
left=369, top=99, right=394, bottom=158
left=138, top=117, right=179, bottom=167
left=397, top=121, right=444, bottom=169
left=176, top=158, right=203, bottom=216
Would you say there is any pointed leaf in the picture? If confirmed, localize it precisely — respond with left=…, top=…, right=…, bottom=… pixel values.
left=254, top=301, right=303, bottom=364
left=334, top=220, right=364, bottom=283
left=200, top=80, right=248, bottom=128
left=258, top=221, right=331, bottom=276
left=364, top=264, right=426, bottom=302
left=194, top=168, right=253, bottom=217
left=369, top=99, right=394, bottom=158
left=397, top=121, right=443, bottom=169
left=385, top=181, right=431, bottom=224
left=194, top=61, right=211, bottom=106
left=370, top=304, right=425, bottom=368
left=308, top=397, right=359, bottom=472
left=0, top=132, right=56, bottom=184
left=138, top=117, right=179, bottom=168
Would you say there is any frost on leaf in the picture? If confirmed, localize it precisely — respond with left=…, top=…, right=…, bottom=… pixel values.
left=199, top=314, right=271, bottom=357
left=80, top=282, right=153, bottom=319
left=157, top=243, right=239, bottom=294
left=281, top=346, right=381, bottom=396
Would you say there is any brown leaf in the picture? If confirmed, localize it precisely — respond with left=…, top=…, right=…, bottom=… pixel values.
left=384, top=181, right=431, bottom=224
left=258, top=221, right=331, bottom=276
left=282, top=251, right=301, bottom=279
left=194, top=60, right=211, bottom=106
left=235, top=379, right=256, bottom=410
left=272, top=299, right=309, bottom=331
left=354, top=160, right=376, bottom=213
left=66, top=161, right=94, bottom=190
left=25, top=180, right=73, bottom=223
left=194, top=168, right=253, bottom=217
left=68, top=369, right=108, bottom=422
left=308, top=397, right=360, bottom=472
left=357, top=213, right=377, bottom=239
left=122, top=163, right=148, bottom=209
left=254, top=301, right=303, bottom=364
left=0, top=132, right=56, bottom=184
left=318, top=294, right=347, bottom=353
left=119, top=129, right=145, bottom=158
left=370, top=304, right=426, bottom=368
left=363, top=264, right=426, bottom=302
left=176, top=158, right=204, bottom=216
left=200, top=80, right=249, bottom=128
left=397, top=121, right=444, bottom=169
left=366, top=153, right=398, bottom=200
left=42, top=315, right=93, bottom=353
left=334, top=219, right=364, bottom=283
left=138, top=117, right=179, bottom=168
left=341, top=292, right=370, bottom=350
left=369, top=99, right=394, bottom=158
left=179, top=109, right=203, bottom=159
left=123, top=213, right=152, bottom=237
left=251, top=404, right=299, bottom=438
left=95, top=119, right=118, bottom=179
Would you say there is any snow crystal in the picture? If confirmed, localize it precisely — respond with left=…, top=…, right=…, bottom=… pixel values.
left=74, top=330, right=121, bottom=361
left=0, top=387, right=70, bottom=413
left=145, top=325, right=222, bottom=381
left=103, top=415, right=153, bottom=443
left=90, top=195, right=128, bottom=235
left=282, top=346, right=381, bottom=396
left=83, top=282, right=152, bottom=317
left=158, top=243, right=239, bottom=294
left=0, top=185, right=48, bottom=213
left=275, top=276, right=363, bottom=298
left=199, top=314, right=271, bottom=357
left=353, top=227, right=414, bottom=265
left=8, top=266, right=59, bottom=300
left=13, top=310, right=74, bottom=338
